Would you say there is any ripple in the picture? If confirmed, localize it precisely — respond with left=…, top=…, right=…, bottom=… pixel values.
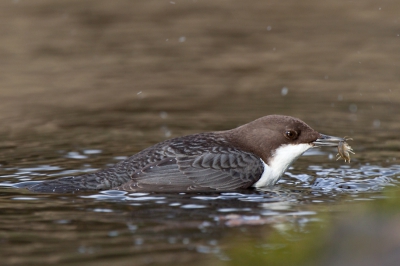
left=65, top=151, right=88, bottom=160
left=181, top=204, right=207, bottom=209
left=83, top=149, right=102, bottom=155
left=128, top=196, right=166, bottom=201
left=128, top=192, right=150, bottom=197
left=283, top=164, right=400, bottom=193
left=92, top=208, right=114, bottom=213
left=11, top=197, right=39, bottom=200
left=4, top=161, right=400, bottom=210
left=18, top=165, right=62, bottom=172
left=102, top=190, right=127, bottom=196
left=217, top=208, right=251, bottom=212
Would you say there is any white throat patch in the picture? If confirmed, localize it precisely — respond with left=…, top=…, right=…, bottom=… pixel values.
left=253, top=143, right=312, bottom=188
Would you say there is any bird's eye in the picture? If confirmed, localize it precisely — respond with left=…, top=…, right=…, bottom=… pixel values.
left=285, top=130, right=298, bottom=140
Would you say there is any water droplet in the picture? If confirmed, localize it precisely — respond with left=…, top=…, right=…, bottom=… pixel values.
left=337, top=94, right=343, bottom=101
left=179, top=36, right=186, bottom=42
left=108, top=231, right=119, bottom=237
left=161, top=126, right=171, bottom=138
left=135, top=238, right=144, bottom=245
left=373, top=119, right=381, bottom=128
left=168, top=237, right=177, bottom=244
left=349, top=104, right=357, bottom=113
left=127, top=223, right=138, bottom=232
left=281, top=87, right=288, bottom=96
left=159, top=111, right=168, bottom=119
left=267, top=26, right=272, bottom=31
left=137, top=91, right=144, bottom=99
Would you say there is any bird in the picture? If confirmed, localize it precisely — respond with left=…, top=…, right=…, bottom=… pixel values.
left=27, top=115, right=345, bottom=193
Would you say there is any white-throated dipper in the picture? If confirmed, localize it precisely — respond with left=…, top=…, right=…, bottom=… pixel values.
left=28, top=115, right=345, bottom=193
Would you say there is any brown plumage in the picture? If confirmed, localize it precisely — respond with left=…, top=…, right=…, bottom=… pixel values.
left=28, top=115, right=344, bottom=193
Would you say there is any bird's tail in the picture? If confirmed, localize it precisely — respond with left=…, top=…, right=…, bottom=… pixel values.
left=27, top=167, right=131, bottom=193
left=28, top=175, right=100, bottom=193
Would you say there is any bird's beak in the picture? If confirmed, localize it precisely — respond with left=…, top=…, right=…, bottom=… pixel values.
left=312, top=134, right=344, bottom=147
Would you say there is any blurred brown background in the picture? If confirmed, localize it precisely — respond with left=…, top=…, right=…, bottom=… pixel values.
left=0, top=0, right=399, bottom=138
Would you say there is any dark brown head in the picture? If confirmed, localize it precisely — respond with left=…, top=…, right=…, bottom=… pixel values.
left=225, top=115, right=342, bottom=164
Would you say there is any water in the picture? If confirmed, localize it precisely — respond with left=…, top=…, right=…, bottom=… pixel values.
left=1, top=143, right=398, bottom=265
left=0, top=0, right=400, bottom=265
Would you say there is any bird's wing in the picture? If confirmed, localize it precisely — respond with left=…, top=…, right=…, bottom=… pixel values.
left=115, top=149, right=264, bottom=191
left=27, top=133, right=264, bottom=193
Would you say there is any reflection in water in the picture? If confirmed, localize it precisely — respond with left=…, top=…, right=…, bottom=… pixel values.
left=0, top=149, right=399, bottom=264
